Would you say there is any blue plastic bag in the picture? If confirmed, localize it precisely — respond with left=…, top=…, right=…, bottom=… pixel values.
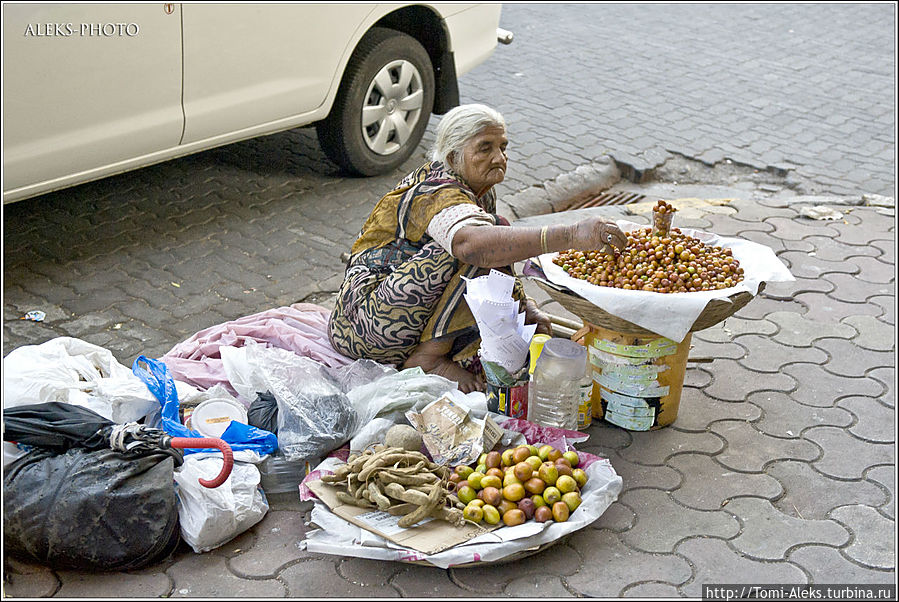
left=132, top=356, right=277, bottom=456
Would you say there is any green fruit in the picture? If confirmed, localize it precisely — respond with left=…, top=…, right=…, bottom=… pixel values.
left=538, top=463, right=559, bottom=486
left=562, top=491, right=582, bottom=512
left=467, top=471, right=485, bottom=490
left=455, top=465, right=474, bottom=480
left=476, top=463, right=488, bottom=475
left=562, top=451, right=580, bottom=467
left=531, top=494, right=547, bottom=508
left=572, top=468, right=588, bottom=488
left=543, top=486, right=562, bottom=505
left=527, top=444, right=539, bottom=457
left=457, top=485, right=478, bottom=504
left=482, top=504, right=501, bottom=524
left=463, top=504, right=484, bottom=522
left=537, top=445, right=554, bottom=461
left=556, top=474, right=578, bottom=494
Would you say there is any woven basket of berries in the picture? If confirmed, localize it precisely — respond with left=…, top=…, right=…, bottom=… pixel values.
left=535, top=200, right=760, bottom=336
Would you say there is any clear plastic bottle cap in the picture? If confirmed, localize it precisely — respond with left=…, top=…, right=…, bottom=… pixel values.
left=540, top=338, right=587, bottom=367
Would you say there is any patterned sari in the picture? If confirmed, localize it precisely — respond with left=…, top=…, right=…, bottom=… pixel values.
left=328, top=161, right=525, bottom=367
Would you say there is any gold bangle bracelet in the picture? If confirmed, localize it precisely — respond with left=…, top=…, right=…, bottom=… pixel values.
left=540, top=225, right=549, bottom=255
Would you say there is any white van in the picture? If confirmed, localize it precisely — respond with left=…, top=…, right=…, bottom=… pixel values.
left=2, top=3, right=510, bottom=203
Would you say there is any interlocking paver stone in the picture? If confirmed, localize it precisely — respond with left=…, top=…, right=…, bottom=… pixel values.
left=865, top=465, right=895, bottom=520
left=804, top=426, right=895, bottom=480
left=602, top=451, right=684, bottom=491
left=836, top=396, right=896, bottom=443
left=782, top=363, right=884, bottom=407
left=792, top=291, right=883, bottom=324
left=778, top=250, right=861, bottom=279
left=841, top=314, right=896, bottom=351
left=676, top=537, right=808, bottom=597
left=765, top=216, right=841, bottom=241
left=867, top=367, right=895, bottom=409
left=730, top=197, right=798, bottom=222
left=766, top=460, right=888, bottom=520
left=870, top=238, right=895, bottom=264
left=225, top=510, right=315, bottom=578
left=504, top=574, right=576, bottom=597
left=565, top=530, right=692, bottom=597
left=822, top=273, right=893, bottom=304
left=710, top=421, right=819, bottom=472
left=813, top=338, right=895, bottom=378
left=716, top=316, right=778, bottom=337
left=1, top=558, right=61, bottom=598
left=337, top=557, right=404, bottom=586
left=764, top=277, right=838, bottom=302
left=688, top=338, right=746, bottom=361
left=765, top=311, right=856, bottom=346
left=800, top=235, right=884, bottom=263
left=617, top=489, right=739, bottom=553
left=667, top=453, right=783, bottom=510
left=726, top=497, right=849, bottom=561
left=702, top=212, right=775, bottom=237
left=53, top=570, right=173, bottom=599
left=868, top=295, right=895, bottom=325
left=787, top=545, right=896, bottom=585
left=702, top=359, right=796, bottom=402
left=747, top=391, right=852, bottom=438
left=622, top=582, right=682, bottom=597
left=736, top=334, right=828, bottom=372
left=683, top=365, right=713, bottom=388
left=166, top=553, right=286, bottom=597
left=734, top=294, right=806, bottom=320
left=677, top=391, right=762, bottom=432
left=591, top=501, right=636, bottom=532
left=617, top=428, right=724, bottom=467
left=390, top=565, right=475, bottom=598
left=279, top=559, right=397, bottom=597
left=829, top=505, right=896, bottom=570
left=849, top=255, right=896, bottom=284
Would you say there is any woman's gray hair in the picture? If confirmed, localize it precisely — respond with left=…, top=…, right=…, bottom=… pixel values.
left=429, top=104, right=506, bottom=172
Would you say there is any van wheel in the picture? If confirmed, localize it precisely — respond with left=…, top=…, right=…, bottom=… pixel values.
left=317, top=27, right=435, bottom=176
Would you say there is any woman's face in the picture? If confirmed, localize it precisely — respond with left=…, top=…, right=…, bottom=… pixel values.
left=453, top=125, right=508, bottom=195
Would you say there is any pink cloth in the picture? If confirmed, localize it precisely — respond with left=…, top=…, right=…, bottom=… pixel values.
left=162, top=303, right=353, bottom=398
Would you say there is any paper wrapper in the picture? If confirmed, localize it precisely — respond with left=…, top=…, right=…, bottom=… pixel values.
left=405, top=396, right=503, bottom=466
left=537, top=220, right=794, bottom=342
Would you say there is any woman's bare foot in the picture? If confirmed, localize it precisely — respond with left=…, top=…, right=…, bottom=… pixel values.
left=403, top=338, right=485, bottom=394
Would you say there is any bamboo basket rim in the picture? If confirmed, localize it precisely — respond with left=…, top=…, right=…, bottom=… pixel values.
left=534, top=279, right=760, bottom=337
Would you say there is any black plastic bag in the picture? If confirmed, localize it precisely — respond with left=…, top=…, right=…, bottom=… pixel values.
left=247, top=391, right=279, bottom=434
left=3, top=446, right=181, bottom=571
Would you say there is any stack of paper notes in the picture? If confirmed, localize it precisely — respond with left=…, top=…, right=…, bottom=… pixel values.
left=464, top=270, right=537, bottom=382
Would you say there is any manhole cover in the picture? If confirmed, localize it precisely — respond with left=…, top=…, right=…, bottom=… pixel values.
left=568, top=190, right=650, bottom=210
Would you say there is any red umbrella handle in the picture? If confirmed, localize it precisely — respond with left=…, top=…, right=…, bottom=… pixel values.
left=169, top=437, right=234, bottom=488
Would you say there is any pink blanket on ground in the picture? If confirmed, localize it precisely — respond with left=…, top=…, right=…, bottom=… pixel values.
left=161, top=303, right=353, bottom=398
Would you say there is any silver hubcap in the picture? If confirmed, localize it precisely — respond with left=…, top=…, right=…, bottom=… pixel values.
left=361, top=59, right=424, bottom=156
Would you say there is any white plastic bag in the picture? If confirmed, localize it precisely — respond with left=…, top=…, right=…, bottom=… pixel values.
left=3, top=337, right=200, bottom=465
left=173, top=456, right=269, bottom=553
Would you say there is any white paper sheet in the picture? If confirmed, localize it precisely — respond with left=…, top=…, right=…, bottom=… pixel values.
left=537, top=220, right=795, bottom=342
left=463, top=270, right=534, bottom=372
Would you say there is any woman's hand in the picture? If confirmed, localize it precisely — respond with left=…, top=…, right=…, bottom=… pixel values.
left=571, top=216, right=627, bottom=253
left=523, top=298, right=553, bottom=336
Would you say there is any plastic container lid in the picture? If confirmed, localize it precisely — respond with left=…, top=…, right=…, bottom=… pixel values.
left=191, top=398, right=248, bottom=438
left=529, top=333, right=552, bottom=374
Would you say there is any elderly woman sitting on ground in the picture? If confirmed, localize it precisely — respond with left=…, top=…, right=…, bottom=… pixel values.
left=328, top=104, right=626, bottom=393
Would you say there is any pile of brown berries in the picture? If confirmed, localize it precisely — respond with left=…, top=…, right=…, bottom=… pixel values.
left=554, top=201, right=744, bottom=293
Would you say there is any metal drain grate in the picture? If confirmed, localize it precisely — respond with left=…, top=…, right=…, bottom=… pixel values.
left=568, top=190, right=650, bottom=210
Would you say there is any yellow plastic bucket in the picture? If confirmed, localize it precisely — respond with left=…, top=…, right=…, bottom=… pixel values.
left=578, top=322, right=691, bottom=431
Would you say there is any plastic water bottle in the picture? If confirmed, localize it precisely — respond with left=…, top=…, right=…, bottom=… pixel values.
left=528, top=338, right=587, bottom=430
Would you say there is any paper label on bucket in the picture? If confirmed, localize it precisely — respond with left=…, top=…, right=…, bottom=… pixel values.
left=601, top=389, right=659, bottom=417
left=595, top=370, right=669, bottom=398
left=590, top=337, right=678, bottom=358
left=604, top=410, right=655, bottom=431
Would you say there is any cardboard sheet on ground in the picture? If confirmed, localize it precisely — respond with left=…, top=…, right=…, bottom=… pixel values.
left=300, top=454, right=622, bottom=568
left=537, top=220, right=794, bottom=342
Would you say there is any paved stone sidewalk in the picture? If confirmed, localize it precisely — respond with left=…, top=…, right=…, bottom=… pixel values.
left=4, top=185, right=894, bottom=598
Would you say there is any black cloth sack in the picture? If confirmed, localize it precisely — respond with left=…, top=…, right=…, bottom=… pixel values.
left=3, top=446, right=181, bottom=571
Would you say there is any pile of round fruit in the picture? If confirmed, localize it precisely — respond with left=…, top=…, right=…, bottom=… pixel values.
left=553, top=201, right=745, bottom=293
left=447, top=444, right=588, bottom=527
